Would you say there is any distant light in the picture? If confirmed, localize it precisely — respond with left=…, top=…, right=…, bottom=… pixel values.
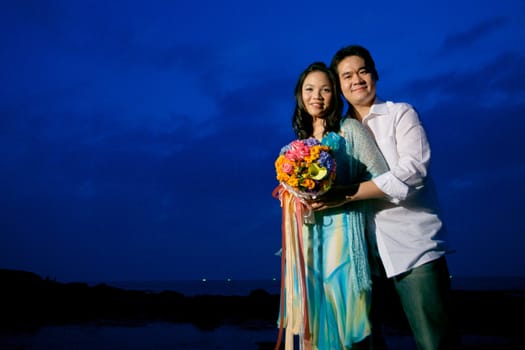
left=272, top=277, right=277, bottom=281
left=201, top=278, right=207, bottom=282
left=226, top=278, right=232, bottom=282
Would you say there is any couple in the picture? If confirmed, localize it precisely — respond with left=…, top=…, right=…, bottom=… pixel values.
left=274, top=45, right=458, bottom=350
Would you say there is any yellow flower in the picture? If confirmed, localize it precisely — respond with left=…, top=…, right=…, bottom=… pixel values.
left=288, top=176, right=299, bottom=187
left=301, top=178, right=316, bottom=190
left=308, top=163, right=327, bottom=180
left=276, top=173, right=289, bottom=182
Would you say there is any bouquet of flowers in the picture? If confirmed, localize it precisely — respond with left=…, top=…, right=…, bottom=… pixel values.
left=275, top=138, right=336, bottom=200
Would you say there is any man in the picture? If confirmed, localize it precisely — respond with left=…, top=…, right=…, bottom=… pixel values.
left=327, top=45, right=459, bottom=350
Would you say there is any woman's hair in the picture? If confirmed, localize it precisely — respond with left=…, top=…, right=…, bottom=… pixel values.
left=292, top=62, right=343, bottom=140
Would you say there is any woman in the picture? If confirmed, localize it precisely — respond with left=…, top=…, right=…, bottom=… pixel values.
left=274, top=62, right=388, bottom=350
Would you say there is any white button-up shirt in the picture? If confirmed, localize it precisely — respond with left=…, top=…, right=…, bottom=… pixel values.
left=364, top=99, right=452, bottom=278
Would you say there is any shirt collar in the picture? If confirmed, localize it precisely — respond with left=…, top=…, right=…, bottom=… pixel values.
left=369, top=97, right=388, bottom=116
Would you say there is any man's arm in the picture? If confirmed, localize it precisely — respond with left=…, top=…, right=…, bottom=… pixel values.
left=346, top=180, right=385, bottom=201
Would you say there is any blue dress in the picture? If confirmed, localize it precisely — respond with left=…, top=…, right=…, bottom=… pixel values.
left=276, top=118, right=388, bottom=350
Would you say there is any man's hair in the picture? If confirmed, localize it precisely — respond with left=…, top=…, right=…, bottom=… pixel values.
left=330, top=45, right=379, bottom=81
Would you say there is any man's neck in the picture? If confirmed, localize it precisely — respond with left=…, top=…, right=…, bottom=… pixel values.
left=352, top=97, right=376, bottom=121
left=353, top=105, right=371, bottom=122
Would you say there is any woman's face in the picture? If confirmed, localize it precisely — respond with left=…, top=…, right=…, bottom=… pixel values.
left=301, top=71, right=333, bottom=118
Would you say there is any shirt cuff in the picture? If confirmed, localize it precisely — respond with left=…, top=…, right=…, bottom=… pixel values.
left=372, top=172, right=410, bottom=203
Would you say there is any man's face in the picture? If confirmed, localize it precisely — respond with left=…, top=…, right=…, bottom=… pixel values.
left=337, top=55, right=376, bottom=108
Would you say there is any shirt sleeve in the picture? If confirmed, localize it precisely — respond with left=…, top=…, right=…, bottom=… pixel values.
left=372, top=105, right=431, bottom=202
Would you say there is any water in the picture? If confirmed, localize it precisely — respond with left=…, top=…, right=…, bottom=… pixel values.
left=0, top=322, right=280, bottom=350
left=1, top=321, right=520, bottom=350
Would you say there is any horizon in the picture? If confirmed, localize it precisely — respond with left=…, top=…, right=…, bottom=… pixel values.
left=4, top=267, right=525, bottom=294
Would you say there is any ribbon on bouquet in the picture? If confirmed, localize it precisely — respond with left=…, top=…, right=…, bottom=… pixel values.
left=272, top=184, right=312, bottom=350
left=277, top=183, right=318, bottom=224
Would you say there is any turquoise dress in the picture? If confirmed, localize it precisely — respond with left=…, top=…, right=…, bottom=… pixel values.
left=276, top=118, right=388, bottom=350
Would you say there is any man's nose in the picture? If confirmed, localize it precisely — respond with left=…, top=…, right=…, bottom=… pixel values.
left=351, top=75, right=364, bottom=84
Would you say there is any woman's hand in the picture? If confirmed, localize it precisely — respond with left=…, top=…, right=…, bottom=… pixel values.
left=308, top=185, right=358, bottom=211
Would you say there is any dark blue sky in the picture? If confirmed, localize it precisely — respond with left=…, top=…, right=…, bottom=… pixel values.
left=1, top=0, right=524, bottom=283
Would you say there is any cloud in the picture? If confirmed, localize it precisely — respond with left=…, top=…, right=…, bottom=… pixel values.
left=404, top=50, right=525, bottom=105
left=399, top=50, right=525, bottom=173
left=441, top=17, right=508, bottom=51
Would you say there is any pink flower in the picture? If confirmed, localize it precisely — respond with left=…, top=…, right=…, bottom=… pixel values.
left=281, top=161, right=294, bottom=174
left=286, top=140, right=310, bottom=161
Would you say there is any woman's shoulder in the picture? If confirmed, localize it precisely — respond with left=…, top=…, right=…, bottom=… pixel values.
left=340, top=117, right=361, bottom=127
left=340, top=117, right=367, bottom=136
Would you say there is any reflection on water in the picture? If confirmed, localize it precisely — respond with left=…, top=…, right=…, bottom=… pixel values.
left=1, top=322, right=520, bottom=350
left=0, top=322, right=280, bottom=350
